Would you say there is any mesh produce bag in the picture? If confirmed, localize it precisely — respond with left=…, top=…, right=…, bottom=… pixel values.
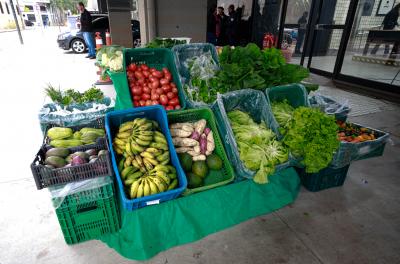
left=309, top=93, right=350, bottom=122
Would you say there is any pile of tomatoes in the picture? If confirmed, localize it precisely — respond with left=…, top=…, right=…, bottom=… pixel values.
left=337, top=121, right=376, bottom=143
left=127, top=63, right=181, bottom=110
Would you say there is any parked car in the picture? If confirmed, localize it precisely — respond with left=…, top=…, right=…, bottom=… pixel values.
left=24, top=20, right=34, bottom=27
left=57, top=15, right=141, bottom=53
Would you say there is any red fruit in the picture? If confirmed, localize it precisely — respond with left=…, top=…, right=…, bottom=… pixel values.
left=142, top=70, right=150, bottom=78
left=134, top=71, right=143, bottom=79
left=161, top=84, right=171, bottom=93
left=133, top=101, right=140, bottom=107
left=169, top=97, right=179, bottom=106
left=172, top=87, right=178, bottom=94
left=137, top=78, right=145, bottom=85
left=132, top=87, right=142, bottom=95
left=145, top=100, right=152, bottom=106
left=159, top=95, right=168, bottom=105
left=143, top=87, right=151, bottom=94
left=175, top=105, right=181, bottom=110
left=142, top=93, right=151, bottom=100
left=149, top=80, right=160, bottom=90
left=164, top=72, right=172, bottom=81
left=152, top=100, right=159, bottom=105
left=128, top=64, right=137, bottom=72
left=152, top=70, right=163, bottom=78
left=170, top=82, right=176, bottom=88
left=165, top=105, right=174, bottom=111
left=159, top=78, right=169, bottom=86
left=141, top=64, right=149, bottom=71
left=166, top=92, right=174, bottom=99
left=150, top=68, right=156, bottom=73
left=133, top=95, right=141, bottom=101
left=151, top=93, right=160, bottom=100
left=139, top=100, right=146, bottom=106
left=156, top=88, right=164, bottom=95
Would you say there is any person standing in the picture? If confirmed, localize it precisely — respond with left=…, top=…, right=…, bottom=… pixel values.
left=217, top=6, right=227, bottom=46
left=207, top=5, right=218, bottom=45
left=371, top=4, right=400, bottom=56
left=226, top=4, right=238, bottom=46
left=295, top=11, right=308, bottom=54
left=77, top=2, right=96, bottom=59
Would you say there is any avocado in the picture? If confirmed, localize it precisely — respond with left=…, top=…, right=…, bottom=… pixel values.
left=192, top=161, right=208, bottom=178
left=206, top=154, right=223, bottom=170
left=187, top=172, right=203, bottom=188
left=45, top=148, right=70, bottom=158
left=45, top=156, right=67, bottom=168
left=179, top=153, right=193, bottom=172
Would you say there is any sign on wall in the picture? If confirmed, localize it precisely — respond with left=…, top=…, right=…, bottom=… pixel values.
left=376, top=0, right=394, bottom=16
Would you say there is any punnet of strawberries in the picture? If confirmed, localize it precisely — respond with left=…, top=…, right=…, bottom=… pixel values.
left=126, top=63, right=181, bottom=111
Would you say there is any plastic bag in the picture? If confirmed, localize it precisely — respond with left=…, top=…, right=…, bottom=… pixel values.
left=309, top=93, right=350, bottom=121
left=212, top=89, right=292, bottom=180
left=39, top=97, right=114, bottom=134
left=49, top=176, right=113, bottom=209
left=172, top=43, right=219, bottom=108
left=330, top=123, right=390, bottom=168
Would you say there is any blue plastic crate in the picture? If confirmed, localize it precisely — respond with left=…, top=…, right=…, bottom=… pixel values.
left=105, top=105, right=187, bottom=211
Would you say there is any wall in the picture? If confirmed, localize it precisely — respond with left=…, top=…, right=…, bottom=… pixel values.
left=0, top=0, right=23, bottom=29
left=155, top=0, right=207, bottom=42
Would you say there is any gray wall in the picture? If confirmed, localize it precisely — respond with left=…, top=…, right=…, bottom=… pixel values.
left=155, top=0, right=207, bottom=42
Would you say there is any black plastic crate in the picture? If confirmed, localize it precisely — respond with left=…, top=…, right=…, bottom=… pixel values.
left=31, top=138, right=112, bottom=190
left=296, top=165, right=350, bottom=192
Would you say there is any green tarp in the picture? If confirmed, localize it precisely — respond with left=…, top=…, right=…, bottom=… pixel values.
left=100, top=168, right=300, bottom=261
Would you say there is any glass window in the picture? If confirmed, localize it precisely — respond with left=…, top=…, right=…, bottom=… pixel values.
left=27, top=13, right=36, bottom=22
left=5, top=2, right=10, bottom=14
left=40, top=5, right=46, bottom=12
left=340, top=0, right=400, bottom=86
left=24, top=5, right=33, bottom=12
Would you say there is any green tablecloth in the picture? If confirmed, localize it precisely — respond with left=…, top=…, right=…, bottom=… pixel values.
left=100, top=168, right=300, bottom=260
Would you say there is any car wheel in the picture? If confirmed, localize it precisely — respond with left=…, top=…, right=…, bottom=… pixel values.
left=133, top=38, right=141, bottom=48
left=71, top=39, right=86, bottom=53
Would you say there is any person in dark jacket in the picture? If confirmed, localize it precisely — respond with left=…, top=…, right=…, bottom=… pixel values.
left=226, top=5, right=238, bottom=46
left=207, top=5, right=218, bottom=45
left=371, top=4, right=400, bottom=55
left=217, top=6, right=227, bottom=46
left=77, top=2, right=95, bottom=59
left=295, top=11, right=308, bottom=54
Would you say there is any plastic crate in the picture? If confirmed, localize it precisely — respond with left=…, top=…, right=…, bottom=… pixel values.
left=265, top=83, right=309, bottom=108
left=105, top=105, right=187, bottom=211
left=296, top=164, right=350, bottom=192
left=212, top=89, right=292, bottom=181
left=111, top=48, right=186, bottom=111
left=171, top=43, right=219, bottom=108
left=167, top=107, right=235, bottom=195
left=31, top=137, right=112, bottom=190
left=53, top=176, right=120, bottom=244
left=308, top=94, right=350, bottom=122
left=331, top=122, right=389, bottom=168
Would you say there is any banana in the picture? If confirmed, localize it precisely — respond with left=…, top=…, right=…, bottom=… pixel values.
left=160, top=158, right=170, bottom=165
left=139, top=131, right=154, bottom=136
left=131, top=140, right=145, bottom=153
left=135, top=138, right=151, bottom=147
left=151, top=120, right=159, bottom=130
left=125, top=141, right=133, bottom=156
left=145, top=147, right=160, bottom=154
left=124, top=156, right=133, bottom=168
left=131, top=159, right=141, bottom=169
left=117, top=131, right=131, bottom=139
left=118, top=158, right=125, bottom=172
left=130, top=179, right=141, bottom=198
left=157, top=172, right=171, bottom=185
left=166, top=165, right=176, bottom=174
left=140, top=166, right=147, bottom=173
left=140, top=151, right=155, bottom=159
left=168, top=178, right=178, bottom=190
left=156, top=151, right=170, bottom=162
left=154, top=131, right=165, bottom=139
left=135, top=155, right=144, bottom=167
left=153, top=164, right=169, bottom=173
left=119, top=121, right=135, bottom=132
left=168, top=173, right=177, bottom=179
left=138, top=135, right=153, bottom=141
left=143, top=179, right=151, bottom=197
left=115, top=148, right=124, bottom=155
left=150, top=142, right=169, bottom=151
left=145, top=157, right=159, bottom=166
left=151, top=176, right=167, bottom=192
left=121, top=166, right=134, bottom=179
left=124, top=178, right=136, bottom=186
left=147, top=177, right=159, bottom=195
left=128, top=171, right=144, bottom=179
left=154, top=136, right=168, bottom=145
left=143, top=159, right=154, bottom=171
left=134, top=118, right=148, bottom=127
left=138, top=122, right=153, bottom=131
left=136, top=181, right=144, bottom=198
left=114, top=137, right=127, bottom=145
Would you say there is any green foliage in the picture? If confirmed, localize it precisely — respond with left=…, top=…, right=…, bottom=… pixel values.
left=271, top=100, right=295, bottom=129
left=50, top=0, right=87, bottom=13
left=146, top=38, right=186, bottom=49
left=227, top=110, right=288, bottom=184
left=45, top=84, right=104, bottom=106
left=282, top=107, right=339, bottom=173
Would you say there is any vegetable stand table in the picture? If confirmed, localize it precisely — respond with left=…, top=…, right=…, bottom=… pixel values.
left=99, top=167, right=300, bottom=261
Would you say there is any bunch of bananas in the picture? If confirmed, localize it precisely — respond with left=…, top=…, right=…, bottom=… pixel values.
left=113, top=118, right=178, bottom=199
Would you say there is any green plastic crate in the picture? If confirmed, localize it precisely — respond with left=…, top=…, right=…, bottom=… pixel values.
left=265, top=83, right=309, bottom=108
left=124, top=48, right=186, bottom=110
left=296, top=164, right=350, bottom=192
left=167, top=108, right=235, bottom=195
left=108, top=70, right=133, bottom=111
left=53, top=176, right=120, bottom=245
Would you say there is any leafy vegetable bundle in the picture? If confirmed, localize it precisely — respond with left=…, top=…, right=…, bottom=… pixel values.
left=45, top=85, right=104, bottom=106
left=146, top=38, right=187, bottom=49
left=96, top=45, right=123, bottom=72
left=273, top=104, right=340, bottom=173
left=228, top=110, right=288, bottom=184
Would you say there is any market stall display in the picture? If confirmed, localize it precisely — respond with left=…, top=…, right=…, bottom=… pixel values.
left=146, top=38, right=188, bottom=48
left=50, top=176, right=120, bottom=244
left=105, top=105, right=187, bottom=210
left=167, top=108, right=234, bottom=195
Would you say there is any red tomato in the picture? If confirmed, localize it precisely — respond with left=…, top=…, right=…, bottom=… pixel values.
left=151, top=93, right=160, bottom=100
left=134, top=101, right=140, bottom=107
left=132, top=87, right=142, bottom=95
left=139, top=100, right=146, bottom=106
left=175, top=105, right=181, bottom=110
left=127, top=71, right=134, bottom=78
left=145, top=100, right=152, bottom=106
left=169, top=97, right=179, bottom=106
left=152, top=70, right=163, bottom=78
left=134, top=71, right=143, bottom=79
left=164, top=72, right=172, bottom=81
left=162, top=67, right=170, bottom=74
left=166, top=92, right=175, bottom=99
left=159, top=78, right=169, bottom=86
left=170, top=82, right=176, bottom=87
left=128, top=64, right=137, bottom=72
left=143, top=86, right=151, bottom=94
left=150, top=68, right=156, bottom=73
left=161, top=84, right=171, bottom=93
left=149, top=80, right=160, bottom=90
left=140, top=64, right=149, bottom=71
left=149, top=76, right=159, bottom=83
left=152, top=100, right=159, bottom=105
left=142, top=93, right=151, bottom=100
left=142, top=70, right=150, bottom=78
left=156, top=88, right=164, bottom=95
left=172, top=87, right=178, bottom=94
left=137, top=78, right=145, bottom=85
left=159, top=94, right=168, bottom=105
left=133, top=95, right=141, bottom=101
left=165, top=105, right=174, bottom=111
